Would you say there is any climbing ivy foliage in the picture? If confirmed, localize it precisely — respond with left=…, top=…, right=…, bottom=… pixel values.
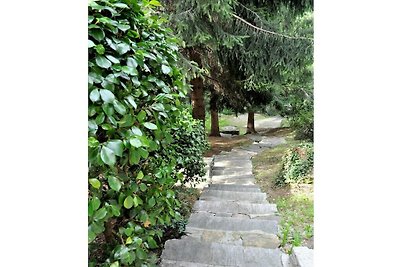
left=88, top=0, right=207, bottom=265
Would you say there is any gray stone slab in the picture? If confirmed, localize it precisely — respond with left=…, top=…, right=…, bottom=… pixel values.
left=281, top=253, right=295, bottom=267
left=213, top=161, right=252, bottom=168
left=291, top=247, right=313, bottom=267
left=212, top=174, right=256, bottom=183
left=211, top=177, right=256, bottom=185
left=193, top=200, right=277, bottom=215
left=215, top=153, right=252, bottom=158
left=161, top=238, right=282, bottom=267
left=186, top=229, right=280, bottom=249
left=161, top=259, right=226, bottom=267
left=212, top=166, right=252, bottom=171
left=200, top=190, right=267, bottom=203
left=212, top=169, right=253, bottom=176
left=207, top=184, right=261, bottom=192
left=186, top=213, right=278, bottom=234
left=213, top=174, right=254, bottom=180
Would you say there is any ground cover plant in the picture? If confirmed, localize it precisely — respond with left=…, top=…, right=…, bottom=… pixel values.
left=252, top=128, right=314, bottom=253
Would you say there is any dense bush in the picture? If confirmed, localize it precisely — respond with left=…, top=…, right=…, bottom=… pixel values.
left=170, top=111, right=209, bottom=183
left=287, top=94, right=313, bottom=141
left=275, top=142, right=313, bottom=186
left=88, top=0, right=205, bottom=265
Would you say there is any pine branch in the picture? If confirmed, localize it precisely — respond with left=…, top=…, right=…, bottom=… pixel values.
left=231, top=13, right=313, bottom=41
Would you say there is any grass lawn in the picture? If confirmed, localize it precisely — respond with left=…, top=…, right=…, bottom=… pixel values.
left=252, top=128, right=314, bottom=253
left=205, top=113, right=268, bottom=135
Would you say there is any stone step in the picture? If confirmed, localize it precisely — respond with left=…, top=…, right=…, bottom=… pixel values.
left=207, top=184, right=261, bottom=192
left=211, top=177, right=256, bottom=185
left=200, top=189, right=267, bottom=203
left=193, top=200, right=277, bottom=216
left=214, top=156, right=252, bottom=161
left=186, top=212, right=278, bottom=234
left=290, top=247, right=313, bottom=267
left=213, top=162, right=252, bottom=168
left=212, top=174, right=256, bottom=182
left=212, top=169, right=253, bottom=176
left=161, top=259, right=226, bottom=267
left=161, top=238, right=283, bottom=267
left=212, top=166, right=252, bottom=171
left=230, top=148, right=258, bottom=154
left=193, top=210, right=279, bottom=222
left=186, top=229, right=280, bottom=249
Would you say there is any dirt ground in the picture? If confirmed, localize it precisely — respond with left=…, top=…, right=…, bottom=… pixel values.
left=203, top=135, right=253, bottom=157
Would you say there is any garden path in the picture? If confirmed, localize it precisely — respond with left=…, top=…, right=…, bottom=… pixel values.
left=160, top=135, right=302, bottom=266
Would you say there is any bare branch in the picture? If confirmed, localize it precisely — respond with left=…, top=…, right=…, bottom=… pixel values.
left=231, top=13, right=313, bottom=41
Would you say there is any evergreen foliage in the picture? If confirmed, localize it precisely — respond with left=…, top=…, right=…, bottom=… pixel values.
left=165, top=0, right=314, bottom=139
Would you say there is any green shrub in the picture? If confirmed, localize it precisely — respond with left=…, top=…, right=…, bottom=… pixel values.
left=88, top=0, right=202, bottom=265
left=288, top=98, right=313, bottom=141
left=170, top=111, right=209, bottom=183
left=275, top=142, right=313, bottom=186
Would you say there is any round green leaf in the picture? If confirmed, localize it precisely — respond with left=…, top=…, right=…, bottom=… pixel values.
left=151, top=103, right=164, bottom=112
left=117, top=24, right=130, bottom=31
left=115, top=43, right=130, bottom=55
left=106, top=140, right=124, bottom=157
left=137, top=171, right=144, bottom=180
left=89, top=89, right=100, bottom=102
left=129, top=149, right=140, bottom=164
left=100, top=146, right=116, bottom=165
left=88, top=120, right=98, bottom=132
left=139, top=183, right=147, bottom=192
left=113, top=3, right=128, bottom=8
left=88, top=137, right=100, bottom=148
left=90, top=197, right=101, bottom=211
left=143, top=122, right=157, bottom=130
left=133, top=196, right=141, bottom=207
left=110, top=262, right=119, bottom=267
left=138, top=148, right=149, bottom=159
left=136, top=248, right=146, bottom=260
left=147, top=236, right=157, bottom=248
left=137, top=110, right=146, bottom=122
left=126, top=96, right=137, bottom=109
left=129, top=138, right=142, bottom=148
left=161, top=64, right=171, bottom=74
left=131, top=127, right=142, bottom=136
left=89, top=178, right=101, bottom=189
left=108, top=176, right=122, bottom=192
left=127, top=57, right=138, bottom=68
left=148, top=197, right=156, bottom=208
left=106, top=55, right=120, bottom=64
left=96, top=56, right=112, bottom=69
left=100, top=89, right=115, bottom=103
left=124, top=195, right=134, bottom=209
left=89, top=28, right=105, bottom=42
left=113, top=100, right=127, bottom=115
left=95, top=44, right=105, bottom=55
left=94, top=207, right=107, bottom=221
left=88, top=40, right=95, bottom=48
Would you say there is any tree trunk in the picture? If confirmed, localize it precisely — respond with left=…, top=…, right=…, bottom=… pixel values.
left=246, top=111, right=257, bottom=134
left=188, top=48, right=205, bottom=124
left=209, top=88, right=220, bottom=137
left=190, top=79, right=205, bottom=122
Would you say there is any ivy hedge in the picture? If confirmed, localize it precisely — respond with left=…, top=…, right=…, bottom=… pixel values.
left=88, top=0, right=207, bottom=265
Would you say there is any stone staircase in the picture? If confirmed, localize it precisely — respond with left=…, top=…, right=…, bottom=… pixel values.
left=160, top=136, right=312, bottom=267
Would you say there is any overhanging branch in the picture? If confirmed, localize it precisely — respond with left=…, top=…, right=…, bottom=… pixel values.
left=232, top=13, right=313, bottom=41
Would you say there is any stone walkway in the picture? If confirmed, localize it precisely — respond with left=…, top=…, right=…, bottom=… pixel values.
left=160, top=136, right=305, bottom=266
